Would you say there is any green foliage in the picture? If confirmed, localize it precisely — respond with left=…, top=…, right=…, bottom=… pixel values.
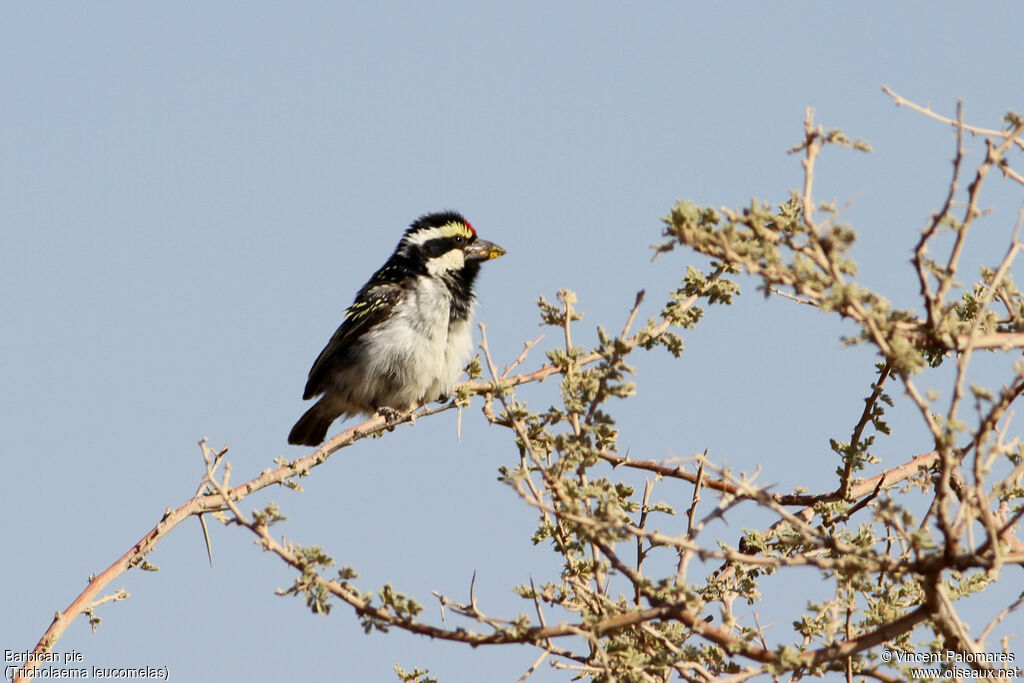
left=394, top=665, right=437, bottom=683
left=359, top=584, right=424, bottom=633
left=277, top=544, right=335, bottom=615
left=251, top=503, right=287, bottom=528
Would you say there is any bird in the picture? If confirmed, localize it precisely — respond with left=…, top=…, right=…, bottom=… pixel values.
left=287, top=211, right=506, bottom=446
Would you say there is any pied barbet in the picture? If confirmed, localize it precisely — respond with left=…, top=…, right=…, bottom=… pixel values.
left=288, top=211, right=506, bottom=446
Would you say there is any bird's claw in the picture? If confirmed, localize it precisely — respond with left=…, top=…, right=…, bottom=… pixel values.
left=377, top=406, right=404, bottom=423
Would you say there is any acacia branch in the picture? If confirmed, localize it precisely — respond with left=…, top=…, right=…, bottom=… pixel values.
left=883, top=86, right=1024, bottom=156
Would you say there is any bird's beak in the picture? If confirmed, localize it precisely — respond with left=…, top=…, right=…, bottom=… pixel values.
left=464, top=239, right=506, bottom=262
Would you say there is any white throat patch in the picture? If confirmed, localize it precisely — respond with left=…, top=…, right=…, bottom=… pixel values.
left=426, top=247, right=465, bottom=275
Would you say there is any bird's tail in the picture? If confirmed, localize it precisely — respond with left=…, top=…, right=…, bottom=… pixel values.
left=287, top=400, right=338, bottom=446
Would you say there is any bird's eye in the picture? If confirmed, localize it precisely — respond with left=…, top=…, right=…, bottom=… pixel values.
left=454, top=235, right=465, bottom=245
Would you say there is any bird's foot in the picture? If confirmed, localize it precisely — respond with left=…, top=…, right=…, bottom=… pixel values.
left=376, top=405, right=405, bottom=424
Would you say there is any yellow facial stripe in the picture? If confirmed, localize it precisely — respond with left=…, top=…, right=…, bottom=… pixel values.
left=438, top=221, right=475, bottom=240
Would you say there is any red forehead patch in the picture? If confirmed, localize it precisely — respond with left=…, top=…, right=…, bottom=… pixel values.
left=464, top=220, right=477, bottom=235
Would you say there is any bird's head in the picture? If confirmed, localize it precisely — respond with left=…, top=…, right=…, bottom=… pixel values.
left=399, top=211, right=506, bottom=276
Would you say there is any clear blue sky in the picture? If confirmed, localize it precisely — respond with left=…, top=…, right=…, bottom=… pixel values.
left=3, top=3, right=1022, bottom=681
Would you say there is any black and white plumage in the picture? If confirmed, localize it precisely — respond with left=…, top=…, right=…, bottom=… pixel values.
left=287, top=211, right=505, bottom=446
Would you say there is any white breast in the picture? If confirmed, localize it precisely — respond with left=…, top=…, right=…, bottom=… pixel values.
left=323, top=275, right=475, bottom=414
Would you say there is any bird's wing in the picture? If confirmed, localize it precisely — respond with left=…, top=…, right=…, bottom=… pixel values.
left=302, top=282, right=405, bottom=400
